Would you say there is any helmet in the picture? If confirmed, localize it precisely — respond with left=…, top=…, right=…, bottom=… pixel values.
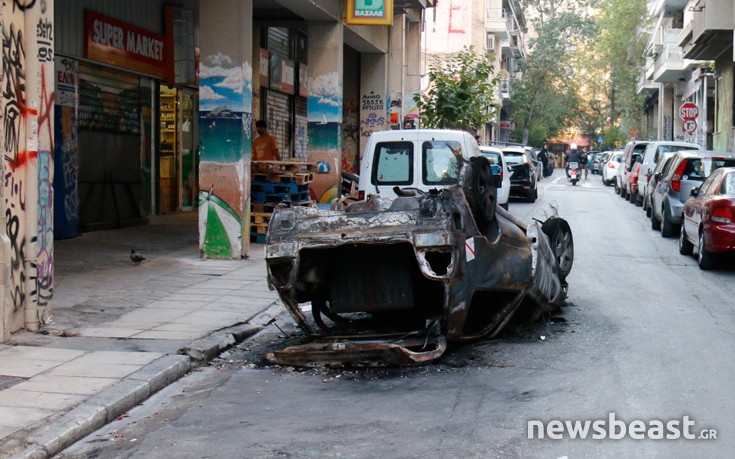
left=570, top=143, right=577, bottom=150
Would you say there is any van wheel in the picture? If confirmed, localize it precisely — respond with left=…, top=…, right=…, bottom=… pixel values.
left=464, top=156, right=496, bottom=226
left=541, top=218, right=574, bottom=281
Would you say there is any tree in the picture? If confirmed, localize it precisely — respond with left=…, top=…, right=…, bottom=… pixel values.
left=510, top=11, right=595, bottom=145
left=415, top=47, right=500, bottom=131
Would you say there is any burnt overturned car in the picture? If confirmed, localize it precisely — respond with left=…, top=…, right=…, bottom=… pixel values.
left=264, top=157, right=573, bottom=367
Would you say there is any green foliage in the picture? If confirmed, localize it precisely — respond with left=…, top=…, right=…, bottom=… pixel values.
left=415, top=47, right=500, bottom=130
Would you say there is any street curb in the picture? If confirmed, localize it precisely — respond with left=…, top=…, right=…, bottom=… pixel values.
left=6, top=355, right=190, bottom=459
left=4, top=305, right=281, bottom=459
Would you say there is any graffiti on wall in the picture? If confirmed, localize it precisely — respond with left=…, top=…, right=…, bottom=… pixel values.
left=307, top=71, right=342, bottom=203
left=1, top=0, right=56, bottom=321
left=54, top=56, right=79, bottom=238
left=198, top=51, right=252, bottom=258
left=2, top=7, right=29, bottom=315
left=342, top=101, right=358, bottom=174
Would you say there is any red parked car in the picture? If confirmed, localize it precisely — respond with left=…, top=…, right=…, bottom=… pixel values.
left=679, top=167, right=735, bottom=269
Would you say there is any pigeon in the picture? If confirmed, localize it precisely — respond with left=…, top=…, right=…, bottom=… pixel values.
left=130, top=249, right=146, bottom=265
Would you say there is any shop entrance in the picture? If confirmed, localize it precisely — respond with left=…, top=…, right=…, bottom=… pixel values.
left=159, top=86, right=199, bottom=213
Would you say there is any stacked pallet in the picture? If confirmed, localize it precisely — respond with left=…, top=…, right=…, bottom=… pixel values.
left=250, top=161, right=317, bottom=243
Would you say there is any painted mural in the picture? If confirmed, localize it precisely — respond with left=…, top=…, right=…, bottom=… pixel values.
left=307, top=71, right=342, bottom=204
left=198, top=51, right=251, bottom=258
left=1, top=0, right=55, bottom=332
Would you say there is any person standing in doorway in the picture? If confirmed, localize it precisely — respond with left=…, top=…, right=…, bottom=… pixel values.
left=252, top=120, right=281, bottom=161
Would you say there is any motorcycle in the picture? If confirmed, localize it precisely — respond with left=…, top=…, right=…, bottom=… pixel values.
left=568, top=162, right=579, bottom=185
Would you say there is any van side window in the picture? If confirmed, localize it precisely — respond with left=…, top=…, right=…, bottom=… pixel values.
left=373, top=142, right=413, bottom=185
left=423, top=141, right=461, bottom=185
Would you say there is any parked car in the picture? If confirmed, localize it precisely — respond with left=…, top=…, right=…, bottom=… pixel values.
left=264, top=158, right=573, bottom=366
left=638, top=141, right=701, bottom=211
left=588, top=151, right=601, bottom=174
left=480, top=146, right=511, bottom=210
left=679, top=167, right=735, bottom=269
left=596, top=151, right=611, bottom=176
left=622, top=152, right=644, bottom=205
left=650, top=150, right=735, bottom=237
left=643, top=152, right=676, bottom=217
left=603, top=151, right=624, bottom=187
left=525, top=146, right=543, bottom=182
left=503, top=146, right=538, bottom=202
left=617, top=141, right=650, bottom=199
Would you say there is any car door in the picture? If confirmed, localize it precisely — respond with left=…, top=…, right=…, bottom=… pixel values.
left=685, top=170, right=720, bottom=237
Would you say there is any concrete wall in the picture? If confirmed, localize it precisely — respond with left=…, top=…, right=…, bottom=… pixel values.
left=713, top=58, right=734, bottom=151
left=1, top=0, right=56, bottom=335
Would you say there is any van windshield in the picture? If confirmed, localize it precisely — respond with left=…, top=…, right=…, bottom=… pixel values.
left=423, top=141, right=461, bottom=185
left=373, top=142, right=413, bottom=185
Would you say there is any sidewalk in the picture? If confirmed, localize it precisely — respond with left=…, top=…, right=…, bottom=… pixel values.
left=0, top=213, right=281, bottom=459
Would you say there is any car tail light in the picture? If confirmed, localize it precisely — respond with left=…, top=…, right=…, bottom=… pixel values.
left=711, top=206, right=734, bottom=224
left=607, top=162, right=615, bottom=169
left=358, top=190, right=365, bottom=200
left=671, top=161, right=687, bottom=192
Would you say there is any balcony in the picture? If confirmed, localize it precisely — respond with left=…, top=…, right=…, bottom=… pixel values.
left=652, top=43, right=686, bottom=82
left=683, top=0, right=734, bottom=59
left=637, top=73, right=659, bottom=95
left=485, top=8, right=506, bottom=33
left=500, top=36, right=524, bottom=59
left=498, top=78, right=510, bottom=99
left=649, top=0, right=690, bottom=17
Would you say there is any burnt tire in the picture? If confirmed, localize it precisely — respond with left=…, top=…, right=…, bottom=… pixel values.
left=541, top=217, right=574, bottom=280
left=464, top=156, right=496, bottom=226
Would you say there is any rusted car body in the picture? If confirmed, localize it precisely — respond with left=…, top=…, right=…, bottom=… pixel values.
left=264, top=160, right=573, bottom=367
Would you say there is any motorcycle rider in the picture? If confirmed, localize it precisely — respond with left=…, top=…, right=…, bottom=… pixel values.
left=565, top=143, right=582, bottom=178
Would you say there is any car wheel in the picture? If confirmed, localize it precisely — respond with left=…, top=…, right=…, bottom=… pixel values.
left=541, top=217, right=574, bottom=281
left=635, top=193, right=643, bottom=207
left=650, top=206, right=661, bottom=230
left=642, top=196, right=648, bottom=212
left=646, top=204, right=652, bottom=218
left=698, top=231, right=715, bottom=270
left=679, top=226, right=694, bottom=255
left=464, top=156, right=496, bottom=226
left=660, top=209, right=675, bottom=238
left=614, top=180, right=619, bottom=193
left=620, top=185, right=627, bottom=199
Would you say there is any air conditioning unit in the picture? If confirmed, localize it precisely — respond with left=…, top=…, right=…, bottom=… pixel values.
left=486, top=33, right=495, bottom=51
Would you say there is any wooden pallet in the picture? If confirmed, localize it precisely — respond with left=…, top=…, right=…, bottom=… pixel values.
left=251, top=200, right=315, bottom=214
left=251, top=222, right=269, bottom=234
left=252, top=160, right=318, bottom=173
left=251, top=212, right=272, bottom=224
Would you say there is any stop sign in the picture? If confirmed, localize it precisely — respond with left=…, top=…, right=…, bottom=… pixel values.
left=679, top=102, right=699, bottom=121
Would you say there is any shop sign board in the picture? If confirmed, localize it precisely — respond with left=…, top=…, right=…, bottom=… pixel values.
left=84, top=10, right=167, bottom=79
left=345, top=0, right=394, bottom=26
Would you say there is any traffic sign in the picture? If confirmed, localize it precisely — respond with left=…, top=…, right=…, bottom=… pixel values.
left=679, top=102, right=699, bottom=121
left=682, top=119, right=697, bottom=134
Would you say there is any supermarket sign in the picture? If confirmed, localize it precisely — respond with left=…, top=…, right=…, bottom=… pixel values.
left=84, top=10, right=167, bottom=79
left=345, top=0, right=394, bottom=26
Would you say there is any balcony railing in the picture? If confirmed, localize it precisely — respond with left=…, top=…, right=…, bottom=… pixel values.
left=485, top=8, right=506, bottom=33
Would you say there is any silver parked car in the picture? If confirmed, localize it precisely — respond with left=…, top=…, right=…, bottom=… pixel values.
left=650, top=150, right=735, bottom=237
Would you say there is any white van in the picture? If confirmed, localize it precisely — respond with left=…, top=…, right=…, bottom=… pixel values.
left=357, top=129, right=483, bottom=200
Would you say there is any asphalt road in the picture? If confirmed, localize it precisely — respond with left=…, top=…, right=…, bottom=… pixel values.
left=58, top=169, right=735, bottom=459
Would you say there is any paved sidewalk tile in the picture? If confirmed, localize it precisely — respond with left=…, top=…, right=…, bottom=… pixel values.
left=73, top=351, right=162, bottom=365
left=45, top=361, right=146, bottom=379
left=78, top=327, right=146, bottom=338
left=0, top=389, right=85, bottom=409
left=0, top=358, right=65, bottom=378
left=131, top=330, right=206, bottom=340
left=0, top=347, right=86, bottom=362
left=10, top=375, right=117, bottom=395
left=0, top=406, right=54, bottom=427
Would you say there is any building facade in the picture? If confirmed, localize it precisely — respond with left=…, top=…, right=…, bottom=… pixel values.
left=422, top=0, right=526, bottom=143
left=638, top=0, right=733, bottom=150
left=1, top=0, right=433, bottom=339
